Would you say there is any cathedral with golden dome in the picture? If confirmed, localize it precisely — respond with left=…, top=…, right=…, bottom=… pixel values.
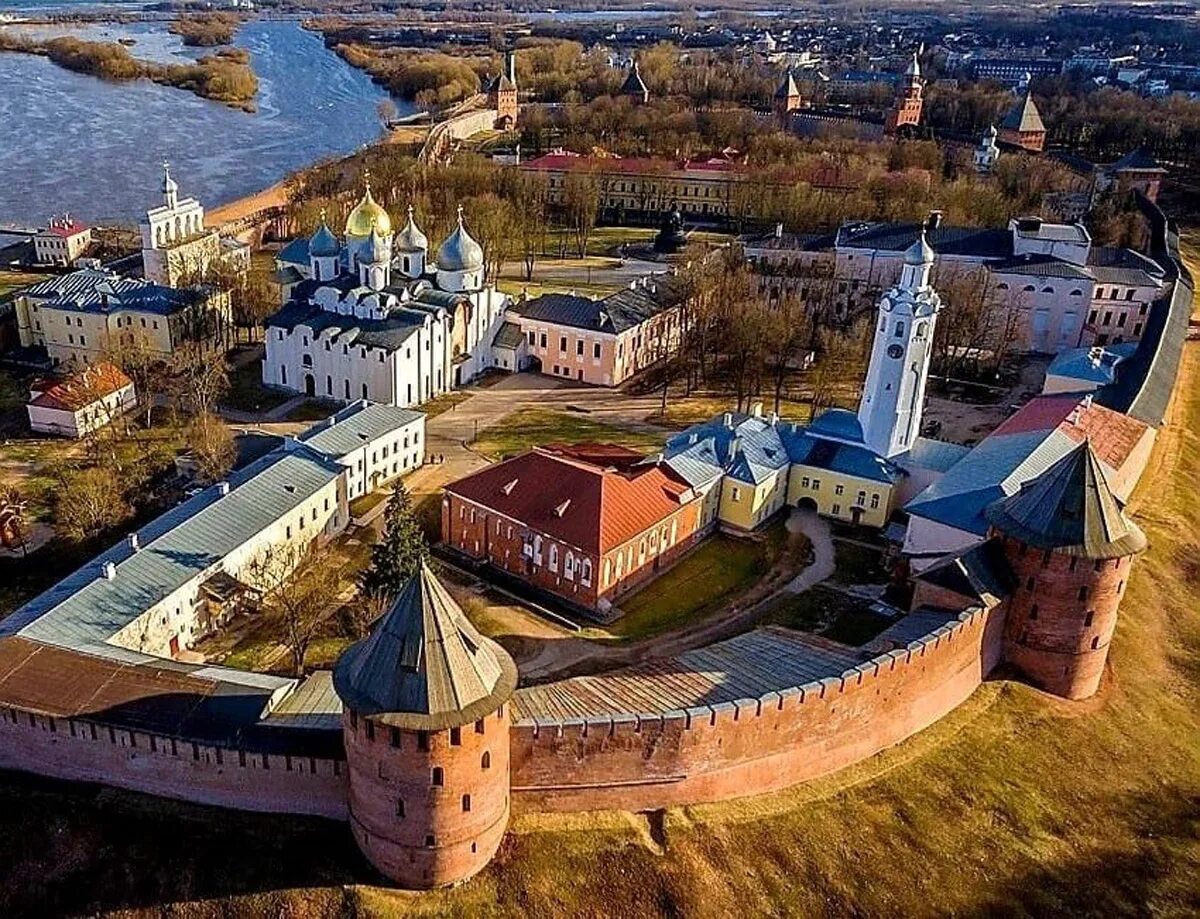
left=264, top=181, right=513, bottom=408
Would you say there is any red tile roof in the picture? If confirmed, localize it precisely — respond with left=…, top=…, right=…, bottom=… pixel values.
left=29, top=361, right=132, bottom=412
left=44, top=220, right=89, bottom=238
left=444, top=445, right=695, bottom=554
left=993, top=393, right=1151, bottom=475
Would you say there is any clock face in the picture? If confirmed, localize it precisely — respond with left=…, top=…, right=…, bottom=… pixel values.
left=887, top=343, right=905, bottom=359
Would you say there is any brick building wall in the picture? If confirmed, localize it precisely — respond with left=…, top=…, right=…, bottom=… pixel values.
left=507, top=605, right=1006, bottom=813
left=442, top=492, right=704, bottom=612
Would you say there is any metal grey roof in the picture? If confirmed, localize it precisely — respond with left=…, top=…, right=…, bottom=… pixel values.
left=913, top=539, right=1013, bottom=606
left=512, top=627, right=862, bottom=721
left=493, top=320, right=525, bottom=349
left=897, top=437, right=971, bottom=474
left=991, top=255, right=1093, bottom=280
left=985, top=443, right=1147, bottom=558
left=333, top=563, right=517, bottom=730
left=515, top=274, right=687, bottom=335
left=21, top=268, right=202, bottom=316
left=267, top=300, right=422, bottom=352
left=297, top=400, right=423, bottom=459
left=262, top=669, right=342, bottom=731
left=835, top=221, right=1012, bottom=259
left=3, top=446, right=345, bottom=658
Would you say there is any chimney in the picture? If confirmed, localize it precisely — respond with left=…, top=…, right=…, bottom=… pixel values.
left=723, top=411, right=734, bottom=428
left=102, top=561, right=117, bottom=581
left=769, top=411, right=779, bottom=426
left=127, top=533, right=140, bottom=551
left=751, top=400, right=764, bottom=418
left=217, top=481, right=230, bottom=496
left=926, top=210, right=943, bottom=231
left=775, top=222, right=784, bottom=239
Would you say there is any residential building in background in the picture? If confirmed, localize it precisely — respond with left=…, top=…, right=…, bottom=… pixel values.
left=25, top=361, right=135, bottom=438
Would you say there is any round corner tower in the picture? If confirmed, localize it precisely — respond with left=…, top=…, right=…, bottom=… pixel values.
left=333, top=562, right=518, bottom=888
left=986, top=441, right=1146, bottom=701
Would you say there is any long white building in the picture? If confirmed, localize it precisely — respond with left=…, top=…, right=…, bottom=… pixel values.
left=265, top=184, right=509, bottom=407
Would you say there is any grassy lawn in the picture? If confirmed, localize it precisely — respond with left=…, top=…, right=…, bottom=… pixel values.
left=220, top=637, right=279, bottom=672
left=647, top=394, right=820, bottom=429
left=222, top=356, right=292, bottom=414
left=348, top=490, right=387, bottom=519
left=418, top=391, right=471, bottom=418
left=303, top=636, right=353, bottom=670
left=608, top=527, right=784, bottom=641
left=472, top=407, right=665, bottom=460
left=0, top=270, right=41, bottom=301
left=282, top=399, right=341, bottom=423
left=759, top=584, right=895, bottom=646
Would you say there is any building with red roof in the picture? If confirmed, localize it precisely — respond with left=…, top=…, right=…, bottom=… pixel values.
left=26, top=361, right=136, bottom=439
left=34, top=215, right=92, bottom=267
left=441, top=444, right=705, bottom=614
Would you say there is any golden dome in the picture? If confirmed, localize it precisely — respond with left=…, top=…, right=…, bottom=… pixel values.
left=345, top=176, right=392, bottom=239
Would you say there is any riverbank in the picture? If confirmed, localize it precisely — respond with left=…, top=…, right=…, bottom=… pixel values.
left=0, top=32, right=258, bottom=109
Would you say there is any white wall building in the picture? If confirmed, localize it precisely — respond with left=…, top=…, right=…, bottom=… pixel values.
left=858, top=232, right=942, bottom=458
left=34, top=216, right=92, bottom=267
left=26, top=362, right=136, bottom=438
left=266, top=188, right=509, bottom=408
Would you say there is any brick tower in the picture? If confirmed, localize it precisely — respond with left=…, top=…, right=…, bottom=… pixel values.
left=999, top=92, right=1046, bottom=152
left=333, top=562, right=518, bottom=888
left=487, top=51, right=518, bottom=130
left=773, top=69, right=802, bottom=125
left=986, top=441, right=1146, bottom=700
left=885, top=52, right=923, bottom=135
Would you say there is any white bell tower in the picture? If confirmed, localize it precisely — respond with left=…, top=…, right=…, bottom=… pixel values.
left=857, top=229, right=942, bottom=458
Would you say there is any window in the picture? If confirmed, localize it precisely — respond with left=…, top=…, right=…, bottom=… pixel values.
left=1030, top=604, right=1039, bottom=620
left=462, top=794, right=471, bottom=812
left=1084, top=611, right=1094, bottom=627
left=475, top=719, right=485, bottom=735
left=540, top=332, right=547, bottom=348
left=856, top=490, right=866, bottom=506
left=396, top=798, right=406, bottom=818
left=559, top=335, right=567, bottom=353
left=731, top=486, right=741, bottom=502
left=450, top=727, right=461, bottom=746
left=481, top=751, right=491, bottom=770
left=593, top=342, right=601, bottom=359
left=1078, top=586, right=1089, bottom=601
left=418, top=731, right=429, bottom=751
left=834, top=484, right=844, bottom=496
left=893, top=321, right=904, bottom=337
left=576, top=339, right=584, bottom=356
left=425, top=835, right=436, bottom=848
left=431, top=767, right=444, bottom=786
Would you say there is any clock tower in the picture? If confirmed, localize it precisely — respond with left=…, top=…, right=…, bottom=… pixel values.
left=857, top=229, right=942, bottom=458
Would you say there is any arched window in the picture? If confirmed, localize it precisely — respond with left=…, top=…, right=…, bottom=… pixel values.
left=893, top=320, right=905, bottom=337
left=996, top=282, right=1009, bottom=290
left=1069, top=288, right=1083, bottom=296
left=548, top=544, right=558, bottom=571
left=302, top=354, right=312, bottom=368
left=582, top=558, right=593, bottom=585
left=914, top=321, right=928, bottom=340
left=481, top=751, right=491, bottom=770
left=1041, top=286, right=1055, bottom=294
left=1023, top=285, right=1036, bottom=292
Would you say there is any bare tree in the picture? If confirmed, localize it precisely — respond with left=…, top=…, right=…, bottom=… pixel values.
left=562, top=170, right=601, bottom=258
left=187, top=411, right=235, bottom=484
left=247, top=541, right=343, bottom=677
left=47, top=463, right=132, bottom=543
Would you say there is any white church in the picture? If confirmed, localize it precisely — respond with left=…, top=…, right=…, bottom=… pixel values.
left=264, top=180, right=510, bottom=407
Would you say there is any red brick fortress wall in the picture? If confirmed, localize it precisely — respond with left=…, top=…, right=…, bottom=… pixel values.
left=508, top=605, right=1005, bottom=813
left=0, top=707, right=348, bottom=819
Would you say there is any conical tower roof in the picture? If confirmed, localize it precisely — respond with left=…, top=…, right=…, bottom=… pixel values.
left=621, top=61, right=649, bottom=98
left=775, top=69, right=800, bottom=99
left=1001, top=92, right=1045, bottom=134
left=333, top=562, right=517, bottom=729
left=985, top=442, right=1147, bottom=559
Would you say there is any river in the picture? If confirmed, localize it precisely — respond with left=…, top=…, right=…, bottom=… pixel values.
left=0, top=18, right=413, bottom=226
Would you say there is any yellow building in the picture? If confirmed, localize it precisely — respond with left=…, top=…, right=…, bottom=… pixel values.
left=14, top=269, right=231, bottom=367
left=663, top=405, right=906, bottom=532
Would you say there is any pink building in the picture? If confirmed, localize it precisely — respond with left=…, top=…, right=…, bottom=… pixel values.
left=508, top=274, right=690, bottom=386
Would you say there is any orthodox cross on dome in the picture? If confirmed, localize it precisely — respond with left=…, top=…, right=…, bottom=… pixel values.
left=456, top=203, right=465, bottom=225
left=363, top=168, right=372, bottom=192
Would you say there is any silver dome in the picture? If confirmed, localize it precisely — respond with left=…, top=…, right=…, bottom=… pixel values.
left=437, top=206, right=484, bottom=272
left=396, top=205, right=429, bottom=252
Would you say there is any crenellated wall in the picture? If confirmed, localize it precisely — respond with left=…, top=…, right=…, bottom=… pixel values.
left=0, top=707, right=348, bottom=820
left=507, top=604, right=1006, bottom=813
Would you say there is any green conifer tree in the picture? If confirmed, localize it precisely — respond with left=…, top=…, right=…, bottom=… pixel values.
left=360, top=482, right=428, bottom=602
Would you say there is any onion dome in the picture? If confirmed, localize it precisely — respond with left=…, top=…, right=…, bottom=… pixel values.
left=309, top=209, right=340, bottom=258
left=367, top=220, right=390, bottom=264
left=395, top=205, right=428, bottom=252
left=904, top=229, right=934, bottom=265
left=985, top=442, right=1147, bottom=559
left=345, top=172, right=392, bottom=239
left=333, top=562, right=517, bottom=730
left=437, top=205, right=484, bottom=272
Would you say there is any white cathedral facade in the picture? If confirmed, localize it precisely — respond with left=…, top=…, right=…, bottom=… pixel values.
left=857, top=231, right=942, bottom=458
left=264, top=182, right=509, bottom=408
